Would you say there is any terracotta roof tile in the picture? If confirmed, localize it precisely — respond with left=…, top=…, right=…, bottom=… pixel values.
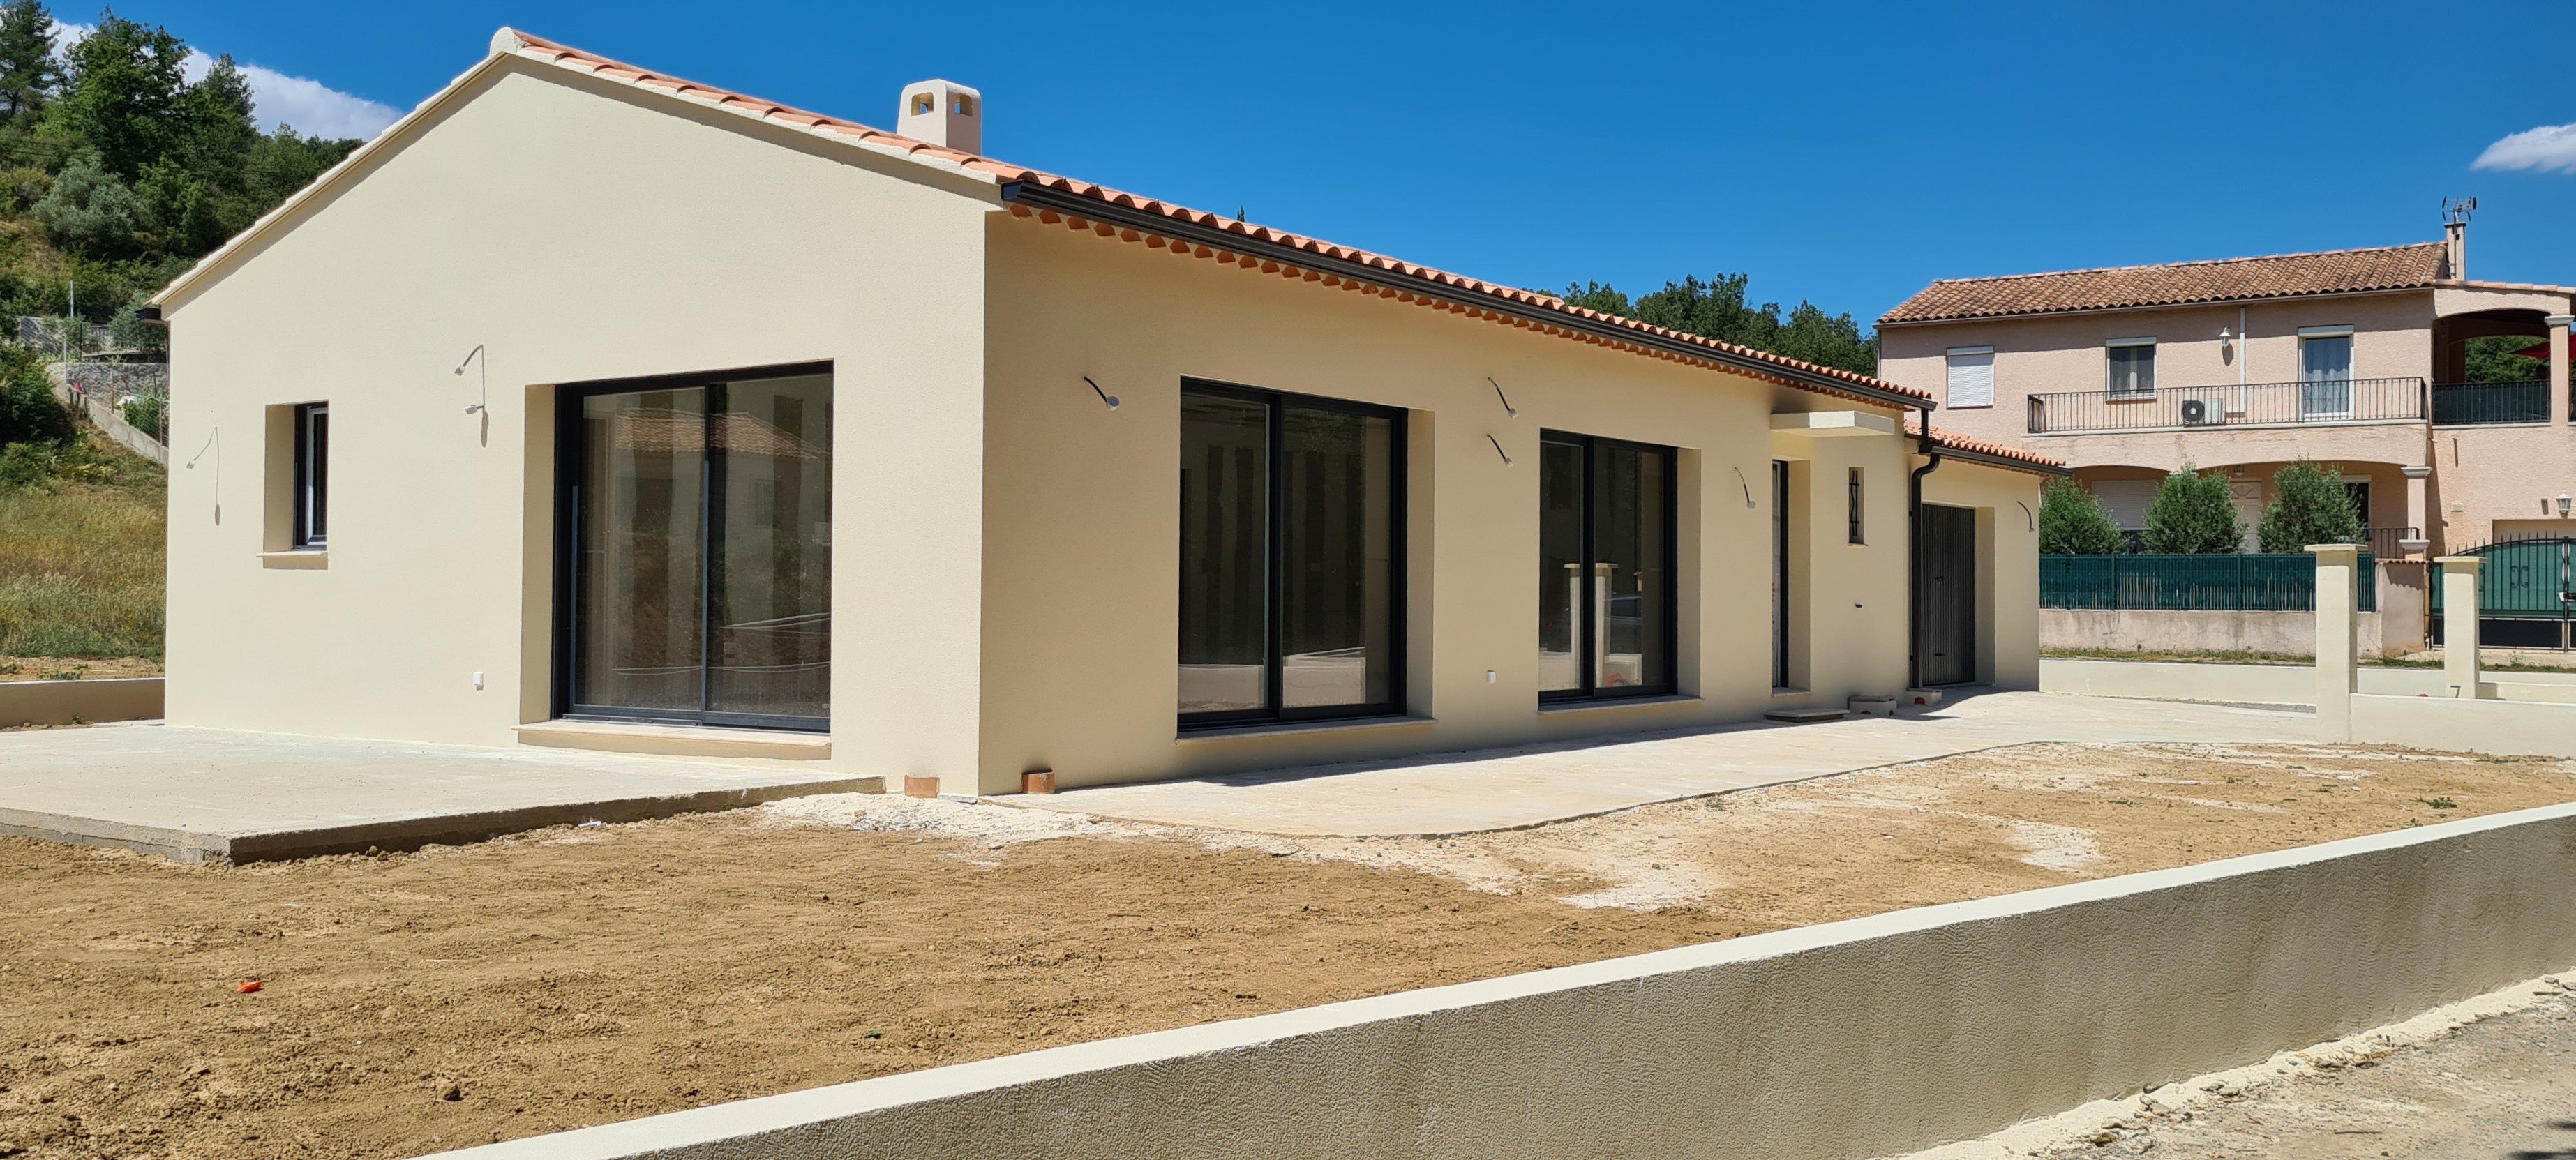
left=1904, top=419, right=2067, bottom=475
left=497, top=29, right=1929, bottom=408
left=1881, top=243, right=2450, bottom=325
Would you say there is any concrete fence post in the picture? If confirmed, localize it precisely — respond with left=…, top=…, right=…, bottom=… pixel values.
left=2311, top=545, right=2359, bottom=741
left=2438, top=556, right=2484, bottom=698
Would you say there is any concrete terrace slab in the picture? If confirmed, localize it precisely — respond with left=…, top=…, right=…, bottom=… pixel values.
left=1024, top=691, right=2314, bottom=837
left=0, top=725, right=880, bottom=863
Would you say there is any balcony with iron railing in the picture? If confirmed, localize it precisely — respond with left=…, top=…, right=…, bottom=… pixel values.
left=2429, top=379, right=2562, bottom=426
left=2025, top=377, right=2425, bottom=436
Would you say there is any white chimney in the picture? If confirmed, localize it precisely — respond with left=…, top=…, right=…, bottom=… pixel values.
left=897, top=80, right=982, bottom=153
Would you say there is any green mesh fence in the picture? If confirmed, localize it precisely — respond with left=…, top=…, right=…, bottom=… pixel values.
left=2041, top=553, right=2375, bottom=612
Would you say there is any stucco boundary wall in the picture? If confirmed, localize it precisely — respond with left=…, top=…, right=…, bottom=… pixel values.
left=2040, top=657, right=2576, bottom=705
left=2343, top=694, right=2576, bottom=759
left=0, top=678, right=163, bottom=728
left=2042, top=609, right=2384, bottom=659
left=431, top=802, right=2576, bottom=1160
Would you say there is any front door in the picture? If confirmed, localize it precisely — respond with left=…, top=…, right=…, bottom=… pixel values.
left=1917, top=504, right=1978, bottom=686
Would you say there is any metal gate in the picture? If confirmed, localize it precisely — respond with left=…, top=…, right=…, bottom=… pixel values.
left=2441, top=537, right=2576, bottom=650
left=1916, top=504, right=1979, bottom=686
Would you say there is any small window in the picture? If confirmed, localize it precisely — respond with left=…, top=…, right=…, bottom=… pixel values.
left=1848, top=467, right=1865, bottom=545
left=1944, top=346, right=1995, bottom=409
left=293, top=402, right=328, bottom=548
left=2106, top=339, right=2156, bottom=397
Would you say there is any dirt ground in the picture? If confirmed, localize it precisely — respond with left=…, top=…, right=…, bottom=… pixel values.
left=4, top=741, right=2571, bottom=1159
left=0, top=656, right=160, bottom=681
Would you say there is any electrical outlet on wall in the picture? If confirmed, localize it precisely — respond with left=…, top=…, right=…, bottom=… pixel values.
left=472, top=671, right=485, bottom=691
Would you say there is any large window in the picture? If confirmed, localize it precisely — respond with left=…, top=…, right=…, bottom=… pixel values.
left=292, top=402, right=328, bottom=548
left=2106, top=338, right=2156, bottom=397
left=1178, top=382, right=1404, bottom=727
left=1538, top=432, right=1675, bottom=701
left=556, top=365, right=832, bottom=732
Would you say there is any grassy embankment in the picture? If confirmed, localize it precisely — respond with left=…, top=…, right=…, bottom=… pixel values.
left=0, top=429, right=163, bottom=676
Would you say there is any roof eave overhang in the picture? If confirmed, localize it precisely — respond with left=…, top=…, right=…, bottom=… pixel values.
left=1924, top=444, right=2069, bottom=477
left=1000, top=181, right=1929, bottom=411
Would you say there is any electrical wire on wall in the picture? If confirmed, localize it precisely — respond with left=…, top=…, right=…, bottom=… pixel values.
left=184, top=425, right=219, bottom=522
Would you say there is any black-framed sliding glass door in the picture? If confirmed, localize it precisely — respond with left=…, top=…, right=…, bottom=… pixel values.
left=555, top=364, right=832, bottom=732
left=1538, top=430, right=1676, bottom=701
left=1178, top=380, right=1405, bottom=728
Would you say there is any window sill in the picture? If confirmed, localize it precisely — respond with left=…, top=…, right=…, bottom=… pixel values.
left=258, top=549, right=328, bottom=569
left=1176, top=714, right=1435, bottom=744
left=1772, top=686, right=1811, bottom=698
left=1538, top=694, right=1699, bottom=715
left=516, top=718, right=832, bottom=760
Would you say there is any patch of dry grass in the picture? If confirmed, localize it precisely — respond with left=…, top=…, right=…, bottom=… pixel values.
left=0, top=430, right=164, bottom=659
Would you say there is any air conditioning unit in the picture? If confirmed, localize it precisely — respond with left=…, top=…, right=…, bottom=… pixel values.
left=2180, top=398, right=2224, bottom=426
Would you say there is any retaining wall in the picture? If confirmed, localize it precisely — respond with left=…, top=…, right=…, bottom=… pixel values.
left=428, top=802, right=2576, bottom=1160
left=46, top=372, right=168, bottom=465
left=0, top=678, right=163, bottom=728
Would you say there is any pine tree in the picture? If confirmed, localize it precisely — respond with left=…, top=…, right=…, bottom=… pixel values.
left=172, top=53, right=256, bottom=186
left=34, top=147, right=138, bottom=255
left=2039, top=478, right=2127, bottom=555
left=2143, top=466, right=2245, bottom=554
left=0, top=0, right=57, bottom=126
left=2256, top=458, right=2364, bottom=553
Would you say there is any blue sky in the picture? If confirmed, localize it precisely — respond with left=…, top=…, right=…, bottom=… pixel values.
left=107, top=0, right=2576, bottom=324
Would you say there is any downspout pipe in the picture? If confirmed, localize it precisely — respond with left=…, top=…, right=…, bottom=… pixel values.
left=1907, top=402, right=1942, bottom=692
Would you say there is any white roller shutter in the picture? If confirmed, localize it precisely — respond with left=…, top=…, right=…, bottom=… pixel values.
left=1945, top=347, right=1995, bottom=409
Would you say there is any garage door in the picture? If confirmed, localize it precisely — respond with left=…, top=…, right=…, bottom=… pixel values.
left=2090, top=480, right=2157, bottom=531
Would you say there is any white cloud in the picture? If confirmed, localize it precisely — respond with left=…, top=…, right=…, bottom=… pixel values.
left=2473, top=123, right=2576, bottom=174
left=54, top=20, right=403, bottom=142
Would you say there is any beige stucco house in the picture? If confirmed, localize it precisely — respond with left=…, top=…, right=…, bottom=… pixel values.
left=143, top=29, right=2060, bottom=794
left=1878, top=224, right=2576, bottom=562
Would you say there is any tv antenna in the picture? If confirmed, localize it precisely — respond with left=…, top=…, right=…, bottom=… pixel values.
left=2442, top=195, right=2477, bottom=226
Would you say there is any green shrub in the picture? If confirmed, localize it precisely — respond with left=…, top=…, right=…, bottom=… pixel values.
left=119, top=391, right=163, bottom=439
left=2039, top=477, right=2126, bottom=555
left=0, top=437, right=51, bottom=489
left=2257, top=458, right=2364, bottom=552
left=0, top=342, right=69, bottom=446
left=2143, top=465, right=2245, bottom=554
left=0, top=165, right=50, bottom=212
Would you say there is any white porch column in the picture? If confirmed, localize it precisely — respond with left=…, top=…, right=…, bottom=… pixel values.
left=2439, top=555, right=2484, bottom=699
left=2400, top=465, right=2432, bottom=557
left=2311, top=544, right=2359, bottom=741
left=2548, top=314, right=2572, bottom=427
